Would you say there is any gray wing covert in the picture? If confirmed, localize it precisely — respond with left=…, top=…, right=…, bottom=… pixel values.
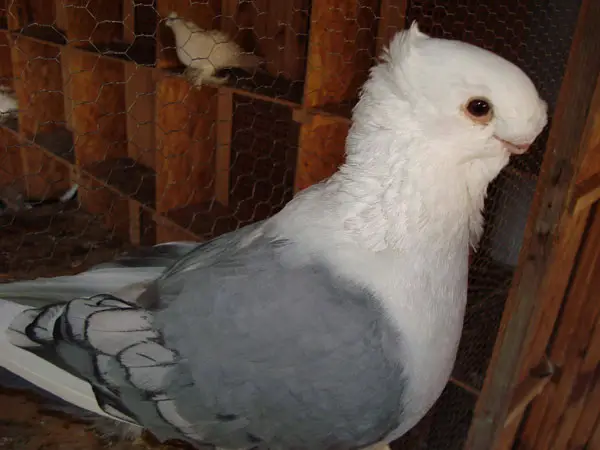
left=155, top=233, right=407, bottom=449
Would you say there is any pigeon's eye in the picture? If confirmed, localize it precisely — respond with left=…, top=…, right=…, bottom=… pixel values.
left=465, top=98, right=493, bottom=123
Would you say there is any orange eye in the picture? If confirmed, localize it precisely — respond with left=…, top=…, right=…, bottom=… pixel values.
left=464, top=97, right=493, bottom=124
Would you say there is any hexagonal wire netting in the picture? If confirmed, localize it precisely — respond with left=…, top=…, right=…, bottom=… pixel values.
left=0, top=0, right=584, bottom=449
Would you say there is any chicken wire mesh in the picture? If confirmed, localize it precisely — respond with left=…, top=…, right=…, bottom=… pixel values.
left=0, top=0, right=584, bottom=449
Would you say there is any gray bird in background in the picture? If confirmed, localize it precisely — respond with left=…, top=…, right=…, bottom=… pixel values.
left=0, top=23, right=547, bottom=450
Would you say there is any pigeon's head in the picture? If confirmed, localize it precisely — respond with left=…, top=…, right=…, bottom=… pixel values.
left=351, top=22, right=547, bottom=168
left=165, top=11, right=181, bottom=29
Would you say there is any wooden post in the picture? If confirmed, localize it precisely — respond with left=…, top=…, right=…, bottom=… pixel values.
left=215, top=88, right=233, bottom=206
left=465, top=0, right=600, bottom=448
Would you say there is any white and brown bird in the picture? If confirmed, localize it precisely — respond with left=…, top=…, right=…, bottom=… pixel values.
left=165, top=12, right=265, bottom=87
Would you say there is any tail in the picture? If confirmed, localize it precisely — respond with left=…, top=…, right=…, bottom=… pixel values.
left=0, top=241, right=201, bottom=440
left=0, top=299, right=114, bottom=419
left=0, top=241, right=200, bottom=308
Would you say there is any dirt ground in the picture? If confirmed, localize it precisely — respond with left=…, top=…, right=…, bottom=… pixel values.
left=0, top=389, right=147, bottom=450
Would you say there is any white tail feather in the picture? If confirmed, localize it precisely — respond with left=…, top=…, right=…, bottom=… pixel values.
left=0, top=267, right=163, bottom=307
left=0, top=298, right=122, bottom=420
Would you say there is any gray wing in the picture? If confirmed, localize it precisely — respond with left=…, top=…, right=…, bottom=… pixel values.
left=5, top=294, right=214, bottom=447
left=153, top=232, right=407, bottom=450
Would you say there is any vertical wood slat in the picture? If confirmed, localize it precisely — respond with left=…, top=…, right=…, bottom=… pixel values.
left=10, top=31, right=70, bottom=199
left=124, top=0, right=156, bottom=245
left=77, top=174, right=131, bottom=240
left=0, top=30, right=13, bottom=87
left=303, top=0, right=380, bottom=109
left=293, top=115, right=349, bottom=193
left=496, top=78, right=600, bottom=450
left=64, top=0, right=123, bottom=44
left=521, top=207, right=600, bottom=449
left=123, top=0, right=135, bottom=43
left=572, top=364, right=600, bottom=448
left=294, top=0, right=387, bottom=195
left=125, top=63, right=155, bottom=169
left=154, top=75, right=218, bottom=241
left=55, top=0, right=72, bottom=134
left=552, top=312, right=600, bottom=449
left=0, top=129, right=24, bottom=188
left=234, top=0, right=310, bottom=82
left=11, top=36, right=66, bottom=136
left=69, top=49, right=128, bottom=236
left=215, top=88, right=232, bottom=206
left=517, top=78, right=600, bottom=449
left=375, top=0, right=407, bottom=57
left=69, top=51, right=127, bottom=166
left=466, top=0, right=600, bottom=447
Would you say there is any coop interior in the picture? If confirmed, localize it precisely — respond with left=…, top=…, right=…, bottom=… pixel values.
left=0, top=0, right=591, bottom=449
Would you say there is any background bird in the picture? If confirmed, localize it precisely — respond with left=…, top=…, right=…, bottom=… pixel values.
left=0, top=85, right=18, bottom=122
left=0, top=23, right=547, bottom=450
left=165, top=12, right=265, bottom=87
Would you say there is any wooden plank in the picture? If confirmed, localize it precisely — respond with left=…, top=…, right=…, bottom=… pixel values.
left=375, top=0, right=407, bottom=57
left=11, top=36, right=66, bottom=136
left=6, top=0, right=21, bottom=30
left=570, top=358, right=600, bottom=448
left=0, top=28, right=13, bottom=87
left=504, top=359, right=554, bottom=428
left=215, top=88, right=232, bottom=205
left=155, top=76, right=218, bottom=212
left=19, top=141, right=71, bottom=199
left=125, top=63, right=155, bottom=169
left=123, top=0, right=135, bottom=43
left=571, top=172, right=600, bottom=215
left=128, top=199, right=141, bottom=245
left=0, top=128, right=23, bottom=186
left=294, top=114, right=349, bottom=192
left=64, top=0, right=123, bottom=44
left=466, top=1, right=600, bottom=448
left=69, top=49, right=128, bottom=220
left=496, top=77, right=600, bottom=450
left=76, top=174, right=130, bottom=241
left=589, top=417, right=600, bottom=450
left=552, top=316, right=600, bottom=449
left=10, top=34, right=70, bottom=199
left=232, top=0, right=310, bottom=82
left=155, top=0, right=221, bottom=69
left=520, top=207, right=600, bottom=449
left=69, top=50, right=127, bottom=166
left=303, top=0, right=380, bottom=109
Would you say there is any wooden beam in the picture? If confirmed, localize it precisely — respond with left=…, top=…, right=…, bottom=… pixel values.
left=466, top=0, right=600, bottom=448
left=294, top=115, right=349, bottom=193
left=504, top=358, right=555, bottom=428
left=571, top=172, right=600, bottom=215
left=215, top=88, right=233, bottom=206
left=375, top=0, right=407, bottom=57
left=303, top=0, right=380, bottom=109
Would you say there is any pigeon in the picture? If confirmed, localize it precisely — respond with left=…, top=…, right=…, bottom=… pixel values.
left=0, top=85, right=18, bottom=122
left=0, top=23, right=547, bottom=450
left=165, top=11, right=265, bottom=87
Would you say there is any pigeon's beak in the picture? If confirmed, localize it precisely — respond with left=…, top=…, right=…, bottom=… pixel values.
left=494, top=136, right=531, bottom=155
